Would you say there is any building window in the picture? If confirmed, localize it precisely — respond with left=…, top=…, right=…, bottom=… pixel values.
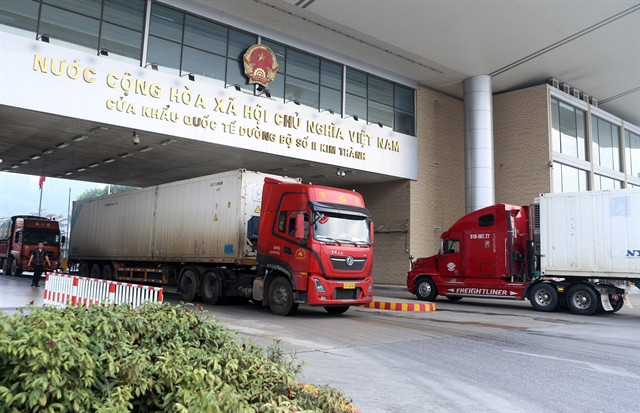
left=550, top=98, right=587, bottom=160
left=346, top=67, right=415, bottom=134
left=553, top=163, right=589, bottom=192
left=0, top=0, right=40, bottom=37
left=593, top=174, right=622, bottom=190
left=625, top=130, right=640, bottom=179
left=592, top=116, right=622, bottom=171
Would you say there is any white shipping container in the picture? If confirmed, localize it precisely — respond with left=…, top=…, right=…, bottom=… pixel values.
left=538, top=189, right=640, bottom=278
left=70, top=170, right=299, bottom=264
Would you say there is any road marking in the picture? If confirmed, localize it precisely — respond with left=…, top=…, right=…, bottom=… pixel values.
left=503, top=350, right=640, bottom=379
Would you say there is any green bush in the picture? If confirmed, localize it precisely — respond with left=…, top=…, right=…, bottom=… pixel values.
left=0, top=303, right=356, bottom=413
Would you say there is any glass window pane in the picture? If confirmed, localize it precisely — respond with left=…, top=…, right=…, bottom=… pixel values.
left=559, top=101, right=576, bottom=137
left=321, top=60, right=342, bottom=90
left=591, top=117, right=601, bottom=166
left=147, top=36, right=181, bottom=74
left=40, top=5, right=100, bottom=53
left=346, top=68, right=366, bottom=97
left=612, top=124, right=621, bottom=171
left=598, top=118, right=613, bottom=169
left=395, top=109, right=414, bottom=135
left=368, top=100, right=393, bottom=127
left=103, top=0, right=145, bottom=30
left=368, top=76, right=393, bottom=105
left=562, top=165, right=579, bottom=192
left=0, top=0, right=39, bottom=35
left=576, top=110, right=586, bottom=160
left=551, top=98, right=560, bottom=152
left=184, top=15, right=227, bottom=55
left=320, top=86, right=341, bottom=114
left=626, top=130, right=640, bottom=178
left=553, top=162, right=562, bottom=192
left=285, top=76, right=318, bottom=108
left=100, top=22, right=142, bottom=63
left=228, top=29, right=256, bottom=59
left=226, top=58, right=251, bottom=91
left=44, top=0, right=101, bottom=18
left=345, top=93, right=366, bottom=121
left=266, top=73, right=284, bottom=100
left=395, top=85, right=414, bottom=112
left=182, top=46, right=226, bottom=87
left=149, top=3, right=183, bottom=42
left=286, top=49, right=319, bottom=82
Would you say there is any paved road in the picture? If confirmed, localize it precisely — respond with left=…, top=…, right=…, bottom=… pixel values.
left=2, top=273, right=639, bottom=412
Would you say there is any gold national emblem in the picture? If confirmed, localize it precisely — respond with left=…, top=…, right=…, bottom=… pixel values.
left=243, top=44, right=279, bottom=88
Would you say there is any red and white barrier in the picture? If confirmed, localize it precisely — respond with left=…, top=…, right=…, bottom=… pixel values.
left=43, top=272, right=163, bottom=309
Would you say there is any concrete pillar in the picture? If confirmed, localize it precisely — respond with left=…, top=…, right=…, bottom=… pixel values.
left=464, top=75, right=495, bottom=212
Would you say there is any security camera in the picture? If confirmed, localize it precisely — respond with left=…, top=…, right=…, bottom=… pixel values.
left=132, top=131, right=140, bottom=145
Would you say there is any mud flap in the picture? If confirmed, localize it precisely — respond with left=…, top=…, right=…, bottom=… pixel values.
left=600, top=292, right=613, bottom=312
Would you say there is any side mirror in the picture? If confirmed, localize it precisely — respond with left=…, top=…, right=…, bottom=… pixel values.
left=61, top=235, right=66, bottom=246
left=295, top=213, right=305, bottom=239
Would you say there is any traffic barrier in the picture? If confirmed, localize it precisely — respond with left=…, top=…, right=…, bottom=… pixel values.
left=43, top=272, right=163, bottom=309
left=360, top=300, right=437, bottom=312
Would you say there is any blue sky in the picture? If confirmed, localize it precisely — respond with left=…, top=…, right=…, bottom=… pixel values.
left=0, top=172, right=105, bottom=224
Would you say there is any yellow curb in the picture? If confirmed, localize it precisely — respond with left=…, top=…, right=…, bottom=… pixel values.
left=360, top=301, right=437, bottom=312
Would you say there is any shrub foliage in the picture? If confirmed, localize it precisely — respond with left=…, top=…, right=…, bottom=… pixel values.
left=0, top=303, right=355, bottom=412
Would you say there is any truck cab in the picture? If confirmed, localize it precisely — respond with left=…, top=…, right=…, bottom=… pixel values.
left=407, top=204, right=531, bottom=302
left=257, top=178, right=375, bottom=315
left=0, top=216, right=62, bottom=276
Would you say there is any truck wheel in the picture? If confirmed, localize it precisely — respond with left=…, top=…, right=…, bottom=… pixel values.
left=0, top=258, right=6, bottom=274
left=78, top=262, right=90, bottom=277
left=179, top=269, right=198, bottom=302
left=414, top=277, right=437, bottom=301
left=9, top=258, right=22, bottom=276
left=101, top=264, right=114, bottom=280
left=566, top=284, right=599, bottom=315
left=325, top=306, right=349, bottom=315
left=528, top=283, right=559, bottom=312
left=604, top=293, right=625, bottom=313
left=268, top=276, right=298, bottom=316
left=90, top=264, right=102, bottom=279
left=201, top=270, right=222, bottom=305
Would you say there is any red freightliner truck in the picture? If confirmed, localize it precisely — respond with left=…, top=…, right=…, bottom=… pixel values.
left=69, top=169, right=374, bottom=315
left=0, top=215, right=63, bottom=276
left=407, top=189, right=640, bottom=315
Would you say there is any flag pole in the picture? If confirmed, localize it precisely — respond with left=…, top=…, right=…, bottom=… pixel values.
left=38, top=183, right=43, bottom=215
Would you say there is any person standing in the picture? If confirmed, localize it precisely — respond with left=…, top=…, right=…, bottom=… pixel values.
left=27, top=242, right=50, bottom=287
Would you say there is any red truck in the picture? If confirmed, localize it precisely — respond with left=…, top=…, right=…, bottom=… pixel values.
left=407, top=190, right=640, bottom=315
left=0, top=215, right=63, bottom=276
left=69, top=170, right=375, bottom=315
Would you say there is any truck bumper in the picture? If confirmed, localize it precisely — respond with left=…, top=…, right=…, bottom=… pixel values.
left=306, top=275, right=374, bottom=306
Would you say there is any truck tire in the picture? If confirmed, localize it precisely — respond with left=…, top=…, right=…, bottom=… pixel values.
left=528, top=283, right=559, bottom=312
left=9, top=258, right=22, bottom=276
left=201, top=270, right=222, bottom=305
left=78, top=262, right=90, bottom=277
left=268, top=276, right=298, bottom=316
left=325, top=305, right=349, bottom=315
left=179, top=269, right=198, bottom=302
left=90, top=264, right=102, bottom=279
left=0, top=258, right=6, bottom=274
left=101, top=264, right=114, bottom=280
left=566, top=284, right=599, bottom=315
left=414, top=276, right=437, bottom=301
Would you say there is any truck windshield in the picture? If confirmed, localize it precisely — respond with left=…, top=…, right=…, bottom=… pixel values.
left=313, top=213, right=370, bottom=245
left=22, top=231, right=60, bottom=246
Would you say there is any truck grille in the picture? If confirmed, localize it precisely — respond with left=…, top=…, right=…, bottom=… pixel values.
left=330, top=256, right=366, bottom=270
left=334, top=288, right=360, bottom=300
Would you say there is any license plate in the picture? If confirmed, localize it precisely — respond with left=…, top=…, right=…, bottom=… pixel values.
left=343, top=282, right=355, bottom=289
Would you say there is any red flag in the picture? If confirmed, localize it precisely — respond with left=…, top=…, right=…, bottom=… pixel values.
left=39, top=176, right=46, bottom=189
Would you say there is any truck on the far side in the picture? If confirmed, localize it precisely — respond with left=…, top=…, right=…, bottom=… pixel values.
left=0, top=215, right=63, bottom=276
left=407, top=189, right=640, bottom=315
left=69, top=170, right=375, bottom=315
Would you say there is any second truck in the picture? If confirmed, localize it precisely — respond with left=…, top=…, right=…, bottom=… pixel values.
left=69, top=169, right=374, bottom=315
left=407, top=189, right=639, bottom=315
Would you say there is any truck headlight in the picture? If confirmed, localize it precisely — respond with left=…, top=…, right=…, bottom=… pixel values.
left=313, top=278, right=327, bottom=293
